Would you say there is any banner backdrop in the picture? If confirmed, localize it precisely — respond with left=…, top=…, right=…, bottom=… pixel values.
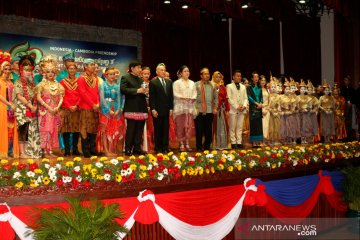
left=0, top=32, right=138, bottom=75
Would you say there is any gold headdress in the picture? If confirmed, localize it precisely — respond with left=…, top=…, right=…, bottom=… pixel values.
left=322, top=79, right=330, bottom=89
left=289, top=77, right=297, bottom=86
left=41, top=57, right=59, bottom=75
left=299, top=79, right=306, bottom=88
left=284, top=78, right=290, bottom=87
left=306, top=80, right=314, bottom=89
left=0, top=50, right=11, bottom=71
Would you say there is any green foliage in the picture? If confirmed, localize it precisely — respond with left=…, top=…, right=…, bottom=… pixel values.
left=27, top=197, right=127, bottom=240
left=342, top=166, right=360, bottom=211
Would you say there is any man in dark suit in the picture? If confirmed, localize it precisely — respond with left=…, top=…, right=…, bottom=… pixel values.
left=149, top=63, right=174, bottom=153
left=120, top=61, right=148, bottom=155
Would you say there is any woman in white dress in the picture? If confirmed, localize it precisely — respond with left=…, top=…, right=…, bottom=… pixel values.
left=173, top=65, right=197, bottom=151
left=260, top=76, right=270, bottom=144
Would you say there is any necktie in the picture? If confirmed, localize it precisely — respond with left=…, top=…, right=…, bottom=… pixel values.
left=161, top=78, right=167, bottom=94
left=235, top=83, right=240, bottom=90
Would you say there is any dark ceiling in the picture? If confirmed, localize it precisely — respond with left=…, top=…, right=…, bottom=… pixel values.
left=0, top=0, right=352, bottom=31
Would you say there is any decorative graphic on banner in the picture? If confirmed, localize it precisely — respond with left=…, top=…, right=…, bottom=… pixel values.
left=0, top=32, right=138, bottom=75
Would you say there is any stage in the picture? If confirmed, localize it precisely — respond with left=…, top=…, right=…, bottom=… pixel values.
left=1, top=141, right=359, bottom=239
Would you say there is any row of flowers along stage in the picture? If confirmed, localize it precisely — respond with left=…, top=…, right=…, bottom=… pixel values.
left=1, top=141, right=360, bottom=239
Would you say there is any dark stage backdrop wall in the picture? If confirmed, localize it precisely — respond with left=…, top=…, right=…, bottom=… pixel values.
left=0, top=14, right=323, bottom=85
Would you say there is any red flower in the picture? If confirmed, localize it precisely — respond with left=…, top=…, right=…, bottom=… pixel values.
left=58, top=170, right=68, bottom=176
left=138, top=159, right=145, bottom=165
left=2, top=164, right=12, bottom=170
left=122, top=163, right=129, bottom=170
left=72, top=170, right=81, bottom=175
left=104, top=168, right=112, bottom=174
left=271, top=153, right=277, bottom=158
left=17, top=163, right=27, bottom=171
left=83, top=180, right=91, bottom=187
left=56, top=179, right=64, bottom=186
left=29, top=163, right=39, bottom=171
left=71, top=178, right=80, bottom=189
left=157, top=155, right=163, bottom=161
left=158, top=164, right=166, bottom=171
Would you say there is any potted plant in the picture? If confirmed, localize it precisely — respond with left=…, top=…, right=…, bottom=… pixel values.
left=26, top=197, right=127, bottom=240
left=342, top=166, right=360, bottom=212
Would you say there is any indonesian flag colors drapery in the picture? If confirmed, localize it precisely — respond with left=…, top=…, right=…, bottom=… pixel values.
left=0, top=171, right=347, bottom=240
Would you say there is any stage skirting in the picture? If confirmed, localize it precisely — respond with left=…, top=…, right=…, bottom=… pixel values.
left=0, top=170, right=347, bottom=240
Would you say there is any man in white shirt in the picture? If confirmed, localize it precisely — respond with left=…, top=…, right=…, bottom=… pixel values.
left=226, top=70, right=249, bottom=149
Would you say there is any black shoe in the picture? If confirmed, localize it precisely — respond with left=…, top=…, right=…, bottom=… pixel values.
left=64, top=151, right=71, bottom=157
left=237, top=144, right=243, bottom=149
left=125, top=150, right=132, bottom=156
left=133, top=149, right=147, bottom=155
left=72, top=149, right=81, bottom=156
left=231, top=144, right=237, bottom=149
left=83, top=152, right=91, bottom=158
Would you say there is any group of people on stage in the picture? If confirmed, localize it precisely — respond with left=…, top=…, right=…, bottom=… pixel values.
left=1, top=49, right=359, bottom=159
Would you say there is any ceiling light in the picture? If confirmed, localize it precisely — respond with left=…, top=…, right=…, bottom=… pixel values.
left=164, top=0, right=171, bottom=4
left=241, top=4, right=248, bottom=9
left=182, top=4, right=189, bottom=9
left=299, top=0, right=306, bottom=3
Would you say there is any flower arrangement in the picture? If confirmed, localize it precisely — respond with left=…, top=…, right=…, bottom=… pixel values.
left=1, top=142, right=359, bottom=192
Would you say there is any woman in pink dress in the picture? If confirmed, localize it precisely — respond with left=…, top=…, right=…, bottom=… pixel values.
left=173, top=65, right=197, bottom=151
left=141, top=66, right=155, bottom=152
left=35, top=59, right=64, bottom=157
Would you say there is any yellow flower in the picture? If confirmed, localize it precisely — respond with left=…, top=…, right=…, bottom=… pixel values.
left=236, top=165, right=242, bottom=171
left=34, top=168, right=42, bottom=174
left=210, top=167, right=215, bottom=173
left=15, top=181, right=24, bottom=188
left=56, top=157, right=63, bottom=162
left=221, top=156, right=227, bottom=163
left=180, top=155, right=186, bottom=161
left=325, top=144, right=330, bottom=150
left=277, top=153, right=282, bottom=157
left=203, top=150, right=209, bottom=154
left=96, top=174, right=104, bottom=180
left=139, top=165, right=147, bottom=171
left=91, top=168, right=97, bottom=175
left=73, top=157, right=82, bottom=162
left=100, top=156, right=108, bottom=161
left=156, top=153, right=163, bottom=157
left=30, top=179, right=39, bottom=188
left=167, top=151, right=174, bottom=156
left=240, top=150, right=247, bottom=154
left=27, top=159, right=34, bottom=164
left=230, top=150, right=236, bottom=154
left=139, top=172, right=147, bottom=179
left=65, top=161, right=74, bottom=167
left=90, top=156, right=98, bottom=160
left=187, top=167, right=194, bottom=175
left=211, top=150, right=218, bottom=155
left=217, top=164, right=224, bottom=170
left=304, top=159, right=309, bottom=165
left=129, top=155, right=136, bottom=160
left=117, top=156, right=124, bottom=161
left=138, top=155, right=145, bottom=159
left=265, top=146, right=271, bottom=151
left=223, top=150, right=228, bottom=154
left=198, top=167, right=204, bottom=175
left=194, top=168, right=198, bottom=176
left=115, top=174, right=122, bottom=182
left=163, top=155, right=169, bottom=160
left=0, top=159, right=8, bottom=165
left=42, top=177, right=50, bottom=185
left=271, top=163, right=277, bottom=169
left=209, top=159, right=215, bottom=164
left=130, top=164, right=137, bottom=170
left=83, top=164, right=92, bottom=172
left=175, top=160, right=182, bottom=165
left=227, top=166, right=234, bottom=172
left=104, top=160, right=110, bottom=164
left=12, top=161, right=19, bottom=166
left=205, top=169, right=210, bottom=174
left=182, top=169, right=186, bottom=176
